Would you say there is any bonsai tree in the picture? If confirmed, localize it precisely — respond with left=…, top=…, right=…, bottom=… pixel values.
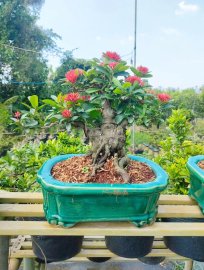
left=42, top=51, right=155, bottom=182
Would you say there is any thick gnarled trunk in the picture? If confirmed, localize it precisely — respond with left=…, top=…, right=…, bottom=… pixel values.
left=87, top=100, right=130, bottom=182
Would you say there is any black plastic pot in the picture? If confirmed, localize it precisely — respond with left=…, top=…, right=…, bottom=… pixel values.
left=87, top=257, right=111, bottom=263
left=163, top=218, right=204, bottom=262
left=138, top=256, right=165, bottom=265
left=28, top=217, right=83, bottom=263
left=32, top=235, right=83, bottom=263
left=105, top=236, right=154, bottom=258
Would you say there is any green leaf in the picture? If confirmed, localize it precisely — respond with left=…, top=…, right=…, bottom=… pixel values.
left=23, top=119, right=38, bottom=127
left=21, top=102, right=31, bottom=110
left=112, top=78, right=122, bottom=88
left=113, top=63, right=128, bottom=72
left=130, top=67, right=140, bottom=76
left=43, top=99, right=60, bottom=108
left=91, top=78, right=104, bottom=84
left=86, top=88, right=100, bottom=94
left=89, top=110, right=101, bottom=119
left=3, top=96, right=18, bottom=105
left=71, top=116, right=80, bottom=121
left=28, top=95, right=38, bottom=109
left=114, top=71, right=129, bottom=77
left=95, top=66, right=111, bottom=80
left=123, top=82, right=131, bottom=89
left=113, top=88, right=123, bottom=95
left=86, top=107, right=100, bottom=113
left=128, top=117, right=134, bottom=124
left=51, top=95, right=58, bottom=101
left=115, top=114, right=125, bottom=124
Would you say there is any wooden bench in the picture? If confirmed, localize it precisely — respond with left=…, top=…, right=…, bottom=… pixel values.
left=1, top=192, right=204, bottom=270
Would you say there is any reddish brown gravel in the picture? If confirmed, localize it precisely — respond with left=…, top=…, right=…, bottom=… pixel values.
left=51, top=156, right=155, bottom=184
left=198, top=160, right=204, bottom=170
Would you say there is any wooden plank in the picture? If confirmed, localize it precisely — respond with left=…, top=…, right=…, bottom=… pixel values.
left=1, top=204, right=203, bottom=218
left=20, top=240, right=165, bottom=250
left=0, top=193, right=196, bottom=205
left=1, top=221, right=204, bottom=236
left=158, top=205, right=204, bottom=218
left=159, top=195, right=196, bottom=205
left=9, top=248, right=187, bottom=259
left=8, top=258, right=22, bottom=270
left=0, top=204, right=44, bottom=217
left=0, top=193, right=42, bottom=203
left=184, top=261, right=193, bottom=270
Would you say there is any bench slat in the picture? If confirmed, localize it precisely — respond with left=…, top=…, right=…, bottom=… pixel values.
left=9, top=248, right=186, bottom=259
left=0, top=204, right=203, bottom=218
left=20, top=240, right=165, bottom=250
left=1, top=221, right=204, bottom=236
left=0, top=193, right=197, bottom=205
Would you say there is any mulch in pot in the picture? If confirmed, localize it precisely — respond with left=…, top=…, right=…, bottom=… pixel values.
left=198, top=161, right=204, bottom=170
left=51, top=156, right=155, bottom=184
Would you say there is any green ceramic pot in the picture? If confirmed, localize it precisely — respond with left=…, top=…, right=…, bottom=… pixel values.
left=37, top=154, right=168, bottom=228
left=187, top=155, right=204, bottom=213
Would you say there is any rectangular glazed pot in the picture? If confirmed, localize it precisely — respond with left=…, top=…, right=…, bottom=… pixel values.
left=187, top=155, right=204, bottom=213
left=37, top=154, right=168, bottom=227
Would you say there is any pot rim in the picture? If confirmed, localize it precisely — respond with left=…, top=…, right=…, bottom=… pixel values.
left=187, top=155, right=204, bottom=179
left=37, top=154, right=168, bottom=193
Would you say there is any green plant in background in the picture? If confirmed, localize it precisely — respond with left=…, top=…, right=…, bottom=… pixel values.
left=0, top=96, right=21, bottom=155
left=137, top=91, right=174, bottom=128
left=10, top=95, right=47, bottom=133
left=155, top=109, right=204, bottom=194
left=0, top=132, right=89, bottom=191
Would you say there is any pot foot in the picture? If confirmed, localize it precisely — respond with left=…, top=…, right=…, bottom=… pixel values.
left=132, top=216, right=156, bottom=227
left=48, top=217, right=76, bottom=227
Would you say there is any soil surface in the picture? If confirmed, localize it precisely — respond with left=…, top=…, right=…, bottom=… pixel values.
left=51, top=156, right=155, bottom=184
left=198, top=160, right=204, bottom=170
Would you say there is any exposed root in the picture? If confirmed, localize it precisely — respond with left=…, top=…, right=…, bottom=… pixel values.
left=91, top=162, right=105, bottom=177
left=114, top=154, right=130, bottom=183
left=98, top=144, right=110, bottom=164
left=119, top=156, right=129, bottom=169
left=93, top=142, right=105, bottom=165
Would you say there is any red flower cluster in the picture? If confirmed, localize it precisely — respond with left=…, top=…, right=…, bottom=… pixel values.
left=14, top=111, right=21, bottom=119
left=108, top=62, right=118, bottom=69
left=125, top=76, right=144, bottom=86
left=137, top=66, right=149, bottom=74
left=64, top=92, right=80, bottom=102
left=61, top=109, right=72, bottom=118
left=157, top=93, right=171, bottom=102
left=65, top=69, right=84, bottom=84
left=103, top=51, right=121, bottom=61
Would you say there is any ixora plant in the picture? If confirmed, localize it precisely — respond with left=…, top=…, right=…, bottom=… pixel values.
left=42, top=51, right=166, bottom=182
left=36, top=51, right=168, bottom=261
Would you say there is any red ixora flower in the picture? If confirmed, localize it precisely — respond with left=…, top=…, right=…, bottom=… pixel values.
left=64, top=92, right=81, bottom=102
left=137, top=66, right=149, bottom=74
left=65, top=69, right=84, bottom=84
left=108, top=62, right=118, bottom=69
left=157, top=93, right=171, bottom=102
left=103, top=51, right=121, bottom=61
left=14, top=111, right=21, bottom=119
left=61, top=109, right=72, bottom=118
left=125, top=76, right=144, bottom=87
